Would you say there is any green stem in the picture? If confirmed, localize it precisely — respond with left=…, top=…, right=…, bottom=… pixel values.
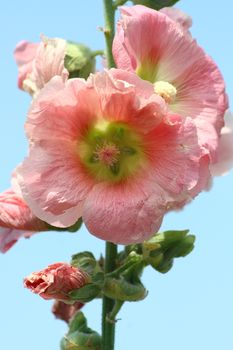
left=102, top=242, right=118, bottom=350
left=101, top=1, right=118, bottom=349
left=113, top=0, right=128, bottom=8
left=91, top=49, right=104, bottom=58
left=103, top=0, right=116, bottom=68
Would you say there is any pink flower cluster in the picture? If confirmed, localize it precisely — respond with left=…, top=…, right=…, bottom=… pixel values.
left=1, top=5, right=232, bottom=251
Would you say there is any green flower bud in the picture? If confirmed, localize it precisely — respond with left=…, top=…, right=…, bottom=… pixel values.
left=131, top=0, right=180, bottom=10
left=103, top=277, right=147, bottom=302
left=65, top=42, right=96, bottom=79
left=61, top=312, right=102, bottom=350
left=143, top=230, right=195, bottom=273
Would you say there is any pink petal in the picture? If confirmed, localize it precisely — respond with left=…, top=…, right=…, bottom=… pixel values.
left=0, top=228, right=35, bottom=253
left=146, top=116, right=207, bottom=195
left=0, top=189, right=47, bottom=253
left=210, top=110, right=233, bottom=176
left=159, top=7, right=192, bottom=32
left=26, top=36, right=68, bottom=94
left=89, top=70, right=167, bottom=133
left=14, top=40, right=39, bottom=89
left=83, top=180, right=165, bottom=244
left=17, top=142, right=94, bottom=228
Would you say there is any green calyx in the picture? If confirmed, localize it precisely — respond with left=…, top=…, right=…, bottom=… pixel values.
left=78, top=121, right=145, bottom=183
left=65, top=41, right=96, bottom=79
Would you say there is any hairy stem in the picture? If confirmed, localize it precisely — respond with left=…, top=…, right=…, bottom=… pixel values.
left=103, top=0, right=116, bottom=68
left=101, top=1, right=118, bottom=349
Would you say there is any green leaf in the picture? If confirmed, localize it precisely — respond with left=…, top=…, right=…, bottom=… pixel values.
left=71, top=252, right=97, bottom=275
left=69, top=284, right=101, bottom=303
left=46, top=218, right=83, bottom=233
left=103, top=277, right=147, bottom=302
left=132, top=0, right=180, bottom=10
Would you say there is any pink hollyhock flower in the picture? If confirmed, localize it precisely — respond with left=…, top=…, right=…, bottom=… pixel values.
left=24, top=263, right=90, bottom=302
left=52, top=300, right=84, bottom=323
left=160, top=7, right=192, bottom=32
left=14, top=35, right=68, bottom=96
left=210, top=110, right=233, bottom=176
left=17, top=69, right=210, bottom=244
left=0, top=189, right=48, bottom=253
left=113, top=5, right=228, bottom=159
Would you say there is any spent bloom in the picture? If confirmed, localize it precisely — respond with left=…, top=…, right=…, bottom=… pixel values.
left=17, top=69, right=210, bottom=244
left=113, top=5, right=228, bottom=160
left=24, top=263, right=90, bottom=302
left=52, top=300, right=84, bottom=323
left=14, top=35, right=68, bottom=96
left=0, top=189, right=48, bottom=253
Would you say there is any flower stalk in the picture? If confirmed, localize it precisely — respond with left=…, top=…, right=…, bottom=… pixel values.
left=102, top=242, right=118, bottom=350
left=101, top=1, right=118, bottom=349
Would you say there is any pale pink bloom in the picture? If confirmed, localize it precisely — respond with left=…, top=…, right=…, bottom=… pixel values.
left=160, top=7, right=192, bottom=32
left=14, top=36, right=68, bottom=96
left=0, top=189, right=48, bottom=253
left=113, top=5, right=228, bottom=159
left=52, top=300, right=84, bottom=323
left=24, top=263, right=90, bottom=302
left=210, top=110, right=233, bottom=176
left=17, top=70, right=210, bottom=244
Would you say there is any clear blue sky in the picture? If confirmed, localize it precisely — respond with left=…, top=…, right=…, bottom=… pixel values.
left=0, top=1, right=233, bottom=349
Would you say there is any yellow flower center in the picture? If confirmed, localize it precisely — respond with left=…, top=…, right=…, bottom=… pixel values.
left=78, top=121, right=146, bottom=182
left=154, top=81, right=177, bottom=104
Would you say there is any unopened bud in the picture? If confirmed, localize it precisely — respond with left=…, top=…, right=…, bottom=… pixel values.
left=65, top=42, right=96, bottom=79
left=61, top=312, right=102, bottom=350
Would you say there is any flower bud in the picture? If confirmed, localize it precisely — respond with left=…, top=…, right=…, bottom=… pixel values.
left=65, top=42, right=96, bottom=79
left=52, top=300, right=84, bottom=323
left=132, top=0, right=179, bottom=10
left=143, top=230, right=195, bottom=273
left=103, top=277, right=147, bottom=302
left=24, top=263, right=90, bottom=302
left=60, top=312, right=102, bottom=350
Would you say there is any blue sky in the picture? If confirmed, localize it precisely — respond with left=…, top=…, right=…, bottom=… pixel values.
left=0, top=1, right=233, bottom=349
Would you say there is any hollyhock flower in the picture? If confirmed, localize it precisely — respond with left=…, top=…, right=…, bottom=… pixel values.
left=0, top=189, right=48, bottom=253
left=17, top=69, right=210, bottom=244
left=52, top=300, right=84, bottom=323
left=14, top=35, right=68, bottom=96
left=210, top=110, right=233, bottom=176
left=24, top=263, right=90, bottom=302
left=113, top=5, right=228, bottom=159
